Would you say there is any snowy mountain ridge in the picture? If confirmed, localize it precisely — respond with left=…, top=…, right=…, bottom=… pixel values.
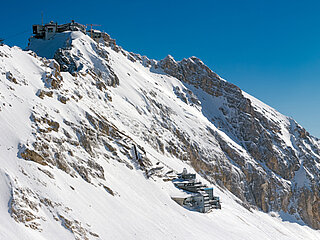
left=0, top=30, right=319, bottom=239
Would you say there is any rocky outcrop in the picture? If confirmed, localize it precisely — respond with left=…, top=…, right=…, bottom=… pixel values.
left=53, top=36, right=119, bottom=88
left=9, top=184, right=43, bottom=231
left=3, top=29, right=319, bottom=238
left=42, top=59, right=63, bottom=89
left=20, top=104, right=158, bottom=187
left=20, top=148, right=47, bottom=166
left=158, top=55, right=320, bottom=229
left=8, top=176, right=100, bottom=237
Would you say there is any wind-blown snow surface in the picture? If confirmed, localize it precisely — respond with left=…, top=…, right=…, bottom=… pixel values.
left=0, top=32, right=319, bottom=240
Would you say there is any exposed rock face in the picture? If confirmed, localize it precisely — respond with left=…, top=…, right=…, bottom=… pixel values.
left=158, top=55, right=320, bottom=229
left=20, top=148, right=47, bottom=166
left=1, top=30, right=320, bottom=239
left=7, top=175, right=100, bottom=238
left=9, top=187, right=43, bottom=231
left=52, top=34, right=119, bottom=88
left=42, top=59, right=63, bottom=89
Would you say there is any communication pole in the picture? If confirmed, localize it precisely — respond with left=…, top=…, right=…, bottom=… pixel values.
left=86, top=24, right=101, bottom=38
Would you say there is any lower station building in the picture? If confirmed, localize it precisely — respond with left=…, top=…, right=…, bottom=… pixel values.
left=172, top=168, right=221, bottom=213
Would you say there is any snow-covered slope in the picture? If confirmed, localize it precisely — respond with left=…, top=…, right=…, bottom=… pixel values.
left=0, top=31, right=319, bottom=239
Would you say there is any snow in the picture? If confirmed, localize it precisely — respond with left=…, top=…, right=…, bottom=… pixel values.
left=0, top=32, right=319, bottom=240
left=242, top=91, right=295, bottom=150
left=27, top=32, right=74, bottom=59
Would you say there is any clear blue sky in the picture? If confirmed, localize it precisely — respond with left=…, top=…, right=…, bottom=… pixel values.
left=2, top=0, right=320, bottom=137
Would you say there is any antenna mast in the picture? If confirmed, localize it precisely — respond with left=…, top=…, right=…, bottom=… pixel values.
left=86, top=24, right=101, bottom=38
left=41, top=11, right=43, bottom=26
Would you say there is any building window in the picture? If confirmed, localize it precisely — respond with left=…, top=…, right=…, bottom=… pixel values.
left=48, top=28, right=53, bottom=33
left=33, top=26, right=38, bottom=34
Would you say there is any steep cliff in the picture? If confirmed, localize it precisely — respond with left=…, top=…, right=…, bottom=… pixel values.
left=0, top=30, right=319, bottom=239
left=158, top=55, right=320, bottom=229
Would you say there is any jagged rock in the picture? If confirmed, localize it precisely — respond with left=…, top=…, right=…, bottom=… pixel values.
left=1, top=28, right=320, bottom=238
left=57, top=214, right=99, bottom=240
left=53, top=39, right=120, bottom=88
left=6, top=71, right=17, bottom=84
left=43, top=59, right=63, bottom=89
left=96, top=80, right=107, bottom=91
left=9, top=184, right=43, bottom=231
left=37, top=167, right=55, bottom=179
left=158, top=54, right=320, bottom=229
left=20, top=148, right=47, bottom=166
left=102, top=185, right=115, bottom=196
left=58, top=95, right=69, bottom=104
left=37, top=89, right=53, bottom=99
left=31, top=113, right=60, bottom=133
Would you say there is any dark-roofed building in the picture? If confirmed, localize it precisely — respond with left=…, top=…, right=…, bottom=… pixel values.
left=32, top=20, right=86, bottom=40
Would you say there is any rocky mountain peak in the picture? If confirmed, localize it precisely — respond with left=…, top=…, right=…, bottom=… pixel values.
left=24, top=31, right=320, bottom=230
left=0, top=28, right=319, bottom=239
left=157, top=53, right=320, bottom=229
